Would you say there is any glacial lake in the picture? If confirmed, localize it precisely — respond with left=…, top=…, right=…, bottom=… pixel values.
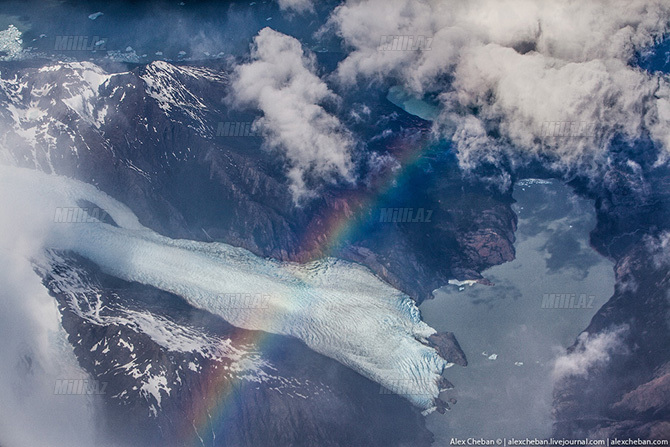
left=420, top=179, right=615, bottom=441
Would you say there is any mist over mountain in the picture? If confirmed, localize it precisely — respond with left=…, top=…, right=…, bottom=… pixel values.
left=0, top=1, right=669, bottom=446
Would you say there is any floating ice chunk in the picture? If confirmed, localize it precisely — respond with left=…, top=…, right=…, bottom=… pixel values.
left=448, top=279, right=478, bottom=287
left=488, top=354, right=498, bottom=361
left=88, top=12, right=103, bottom=20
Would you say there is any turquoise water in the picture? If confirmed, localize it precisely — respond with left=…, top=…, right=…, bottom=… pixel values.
left=386, top=86, right=439, bottom=121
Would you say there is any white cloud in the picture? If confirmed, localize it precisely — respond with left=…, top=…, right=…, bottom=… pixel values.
left=326, top=0, right=670, bottom=180
left=231, top=27, right=355, bottom=202
left=0, top=169, right=103, bottom=447
left=552, top=326, right=628, bottom=382
left=645, top=231, right=670, bottom=267
left=276, top=0, right=314, bottom=14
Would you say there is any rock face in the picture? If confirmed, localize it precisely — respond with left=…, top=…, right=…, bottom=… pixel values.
left=613, top=364, right=670, bottom=415
left=425, top=332, right=468, bottom=367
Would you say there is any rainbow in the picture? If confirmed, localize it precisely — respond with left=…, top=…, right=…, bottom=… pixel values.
left=299, top=130, right=441, bottom=260
left=179, top=128, right=443, bottom=445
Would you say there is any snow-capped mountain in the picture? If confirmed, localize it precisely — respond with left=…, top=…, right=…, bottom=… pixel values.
left=0, top=59, right=483, bottom=446
left=1, top=7, right=669, bottom=443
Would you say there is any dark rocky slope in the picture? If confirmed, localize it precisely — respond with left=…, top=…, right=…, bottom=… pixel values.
left=552, top=151, right=670, bottom=440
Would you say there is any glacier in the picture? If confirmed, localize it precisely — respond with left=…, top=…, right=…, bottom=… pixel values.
left=0, top=165, right=452, bottom=411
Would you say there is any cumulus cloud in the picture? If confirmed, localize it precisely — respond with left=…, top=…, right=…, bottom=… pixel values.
left=552, top=326, right=628, bottom=382
left=326, top=0, right=670, bottom=181
left=231, top=27, right=355, bottom=202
